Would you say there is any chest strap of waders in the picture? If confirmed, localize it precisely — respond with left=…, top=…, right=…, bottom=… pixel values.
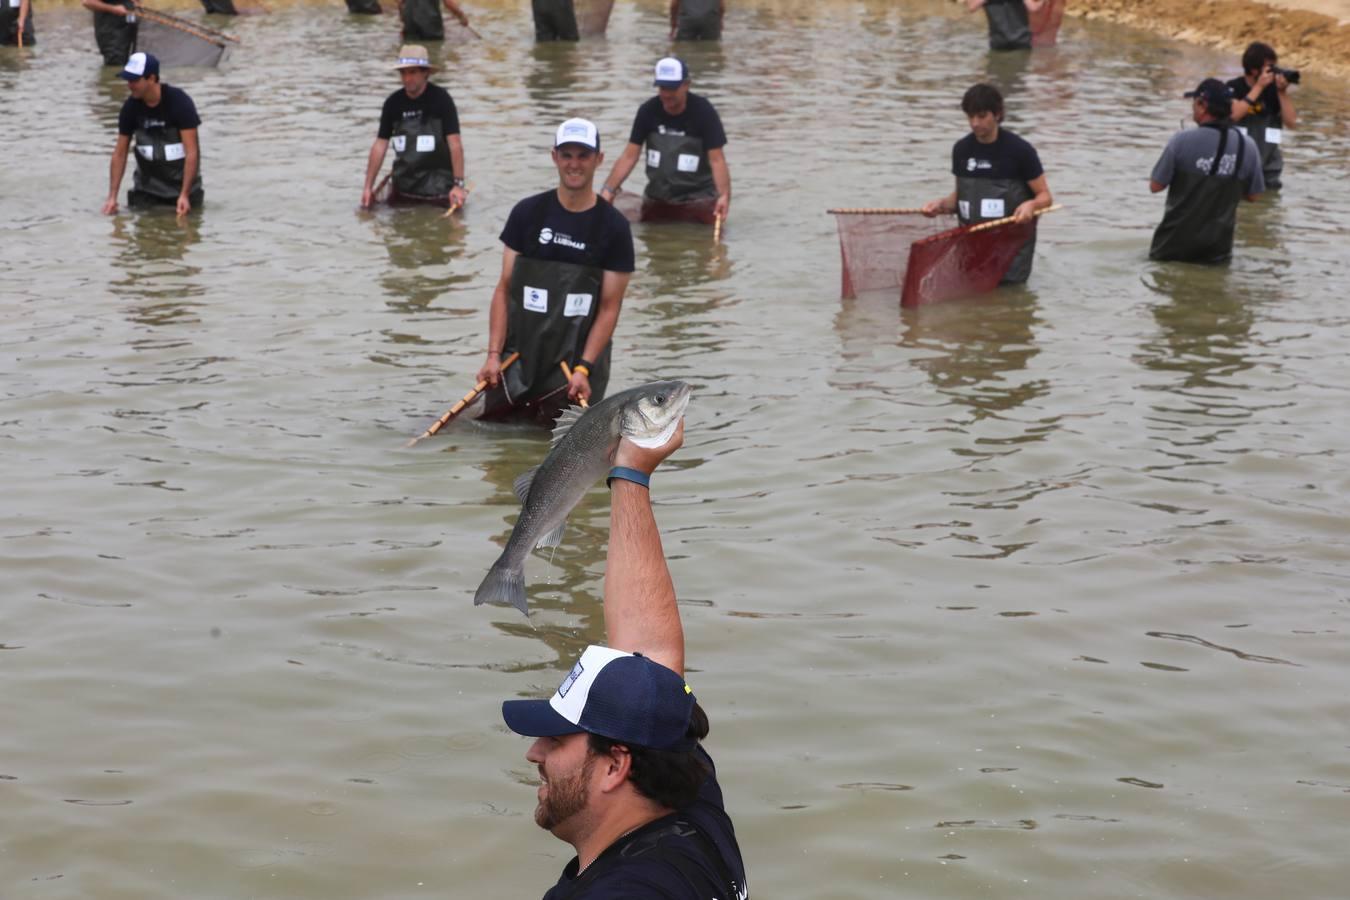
left=525, top=193, right=610, bottom=270
left=558, top=815, right=739, bottom=900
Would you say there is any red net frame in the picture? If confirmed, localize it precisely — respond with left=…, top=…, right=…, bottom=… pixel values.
left=1029, top=0, right=1067, bottom=47
left=899, top=219, right=1036, bottom=308
left=832, top=211, right=955, bottom=299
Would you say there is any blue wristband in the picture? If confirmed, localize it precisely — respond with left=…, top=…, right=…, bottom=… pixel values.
left=607, top=466, right=650, bottom=489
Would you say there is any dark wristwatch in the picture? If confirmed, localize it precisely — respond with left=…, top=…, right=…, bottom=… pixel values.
left=453, top=177, right=466, bottom=188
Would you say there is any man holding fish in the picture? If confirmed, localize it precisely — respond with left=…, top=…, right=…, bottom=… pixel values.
left=493, top=408, right=750, bottom=898
left=475, top=118, right=635, bottom=426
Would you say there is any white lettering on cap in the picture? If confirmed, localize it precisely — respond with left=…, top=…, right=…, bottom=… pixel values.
left=397, top=57, right=429, bottom=67
left=562, top=124, right=589, bottom=141
left=655, top=59, right=682, bottom=81
left=125, top=53, right=147, bottom=76
left=549, top=646, right=631, bottom=727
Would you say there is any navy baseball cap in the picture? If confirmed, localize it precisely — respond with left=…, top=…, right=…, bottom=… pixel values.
left=119, top=52, right=160, bottom=81
left=653, top=57, right=690, bottom=88
left=502, top=646, right=698, bottom=752
left=1183, top=78, right=1232, bottom=106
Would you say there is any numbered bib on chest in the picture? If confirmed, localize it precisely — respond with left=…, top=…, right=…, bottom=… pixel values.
left=164, top=143, right=186, bottom=162
left=980, top=198, right=1005, bottom=218
left=564, top=293, right=593, bottom=318
left=676, top=153, right=700, bottom=173
left=523, top=286, right=548, bottom=313
left=416, top=135, right=436, bottom=152
left=392, top=135, right=406, bottom=153
left=647, top=148, right=661, bottom=167
left=7, top=0, right=20, bottom=9
left=1265, top=127, right=1283, bottom=145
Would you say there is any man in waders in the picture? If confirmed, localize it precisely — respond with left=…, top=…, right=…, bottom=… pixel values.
left=101, top=53, right=203, bottom=216
left=921, top=82, right=1053, bottom=284
left=598, top=57, right=731, bottom=225
left=360, top=45, right=468, bottom=209
left=1148, top=79, right=1264, bottom=264
left=1227, top=42, right=1298, bottom=191
left=1, top=0, right=34, bottom=47
left=475, top=119, right=634, bottom=426
left=965, top=0, right=1044, bottom=51
left=669, top=0, right=722, bottom=40
left=397, top=0, right=470, bottom=42
left=532, top=0, right=578, bottom=41
left=81, top=0, right=136, bottom=66
left=500, top=421, right=749, bottom=899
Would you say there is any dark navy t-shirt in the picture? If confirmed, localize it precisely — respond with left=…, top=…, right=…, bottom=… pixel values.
left=500, top=190, right=635, bottom=273
left=377, top=82, right=460, bottom=139
left=951, top=128, right=1043, bottom=182
left=628, top=94, right=727, bottom=150
left=540, top=748, right=747, bottom=900
left=117, top=84, right=201, bottom=136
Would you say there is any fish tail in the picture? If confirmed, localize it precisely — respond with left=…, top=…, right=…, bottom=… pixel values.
left=473, top=562, right=528, bottom=615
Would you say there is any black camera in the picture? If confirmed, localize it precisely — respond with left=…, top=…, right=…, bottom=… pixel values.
left=1272, top=66, right=1301, bottom=85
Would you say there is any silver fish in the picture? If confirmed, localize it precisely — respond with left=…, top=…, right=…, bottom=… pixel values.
left=473, top=380, right=692, bottom=615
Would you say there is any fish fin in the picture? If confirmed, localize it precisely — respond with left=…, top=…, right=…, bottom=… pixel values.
left=535, top=519, right=566, bottom=550
left=550, top=407, right=586, bottom=449
left=512, top=466, right=540, bottom=504
left=474, top=563, right=529, bottom=616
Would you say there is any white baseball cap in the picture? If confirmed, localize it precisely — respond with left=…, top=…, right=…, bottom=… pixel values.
left=554, top=117, right=600, bottom=151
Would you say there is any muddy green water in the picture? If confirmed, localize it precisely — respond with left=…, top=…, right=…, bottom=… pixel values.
left=3, top=1, right=1350, bottom=897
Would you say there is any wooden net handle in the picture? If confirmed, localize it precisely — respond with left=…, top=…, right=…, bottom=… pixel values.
left=827, top=207, right=928, bottom=215
left=405, top=351, right=519, bottom=446
left=967, top=203, right=1063, bottom=233
left=560, top=362, right=588, bottom=408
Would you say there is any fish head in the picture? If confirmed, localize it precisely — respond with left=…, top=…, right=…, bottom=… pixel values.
left=617, top=380, right=691, bottom=449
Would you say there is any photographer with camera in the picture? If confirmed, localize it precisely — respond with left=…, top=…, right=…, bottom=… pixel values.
left=1227, top=42, right=1298, bottom=190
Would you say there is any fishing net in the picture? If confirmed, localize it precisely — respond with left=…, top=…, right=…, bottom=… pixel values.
left=136, top=7, right=235, bottom=67
left=832, top=210, right=955, bottom=299
left=1029, top=0, right=1066, bottom=47
left=573, top=0, right=614, bottom=36
left=900, top=219, right=1036, bottom=308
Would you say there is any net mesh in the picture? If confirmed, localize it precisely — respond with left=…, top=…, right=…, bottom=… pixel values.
left=1029, top=0, right=1067, bottom=47
left=900, top=219, right=1037, bottom=308
left=832, top=211, right=955, bottom=299
left=573, top=0, right=614, bottom=36
left=136, top=8, right=233, bottom=67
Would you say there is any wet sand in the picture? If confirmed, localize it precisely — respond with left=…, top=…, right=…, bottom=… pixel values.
left=1068, top=0, right=1350, bottom=78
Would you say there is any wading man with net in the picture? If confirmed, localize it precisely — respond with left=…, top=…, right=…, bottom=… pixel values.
left=398, top=0, right=470, bottom=42
left=1227, top=41, right=1297, bottom=191
left=599, top=57, right=730, bottom=226
left=101, top=53, right=203, bottom=216
left=1148, top=79, right=1264, bottom=264
left=474, top=119, right=634, bottom=426
left=81, top=0, right=136, bottom=66
left=1, top=0, right=34, bottom=47
left=500, top=419, right=749, bottom=899
left=965, top=0, right=1045, bottom=51
left=360, top=45, right=468, bottom=209
left=922, top=83, right=1052, bottom=285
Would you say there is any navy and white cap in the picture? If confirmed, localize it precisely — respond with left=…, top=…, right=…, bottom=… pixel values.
left=1183, top=78, right=1233, bottom=107
left=119, top=52, right=160, bottom=81
left=554, top=117, right=600, bottom=151
left=653, top=57, right=690, bottom=88
left=502, top=645, right=697, bottom=752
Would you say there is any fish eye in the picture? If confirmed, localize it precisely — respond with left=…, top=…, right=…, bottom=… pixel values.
left=654, top=395, right=665, bottom=404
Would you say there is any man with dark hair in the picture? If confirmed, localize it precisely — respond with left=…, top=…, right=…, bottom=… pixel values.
left=360, top=45, right=468, bottom=209
left=1148, top=79, right=1264, bottom=263
left=1227, top=41, right=1297, bottom=190
left=965, top=0, right=1044, bottom=51
left=669, top=0, right=722, bottom=40
left=81, top=0, right=136, bottom=66
left=501, top=420, right=749, bottom=899
left=532, top=0, right=579, bottom=41
left=475, top=119, right=634, bottom=424
left=921, top=82, right=1053, bottom=284
left=599, top=57, right=731, bottom=225
left=101, top=52, right=203, bottom=216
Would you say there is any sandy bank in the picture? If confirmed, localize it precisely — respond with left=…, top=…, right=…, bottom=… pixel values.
left=1067, top=0, right=1350, bottom=79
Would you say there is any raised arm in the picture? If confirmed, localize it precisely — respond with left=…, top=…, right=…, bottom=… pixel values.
left=605, top=421, right=686, bottom=675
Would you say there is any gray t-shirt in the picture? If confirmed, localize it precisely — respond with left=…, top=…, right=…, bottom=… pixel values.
left=1151, top=125, right=1265, bottom=195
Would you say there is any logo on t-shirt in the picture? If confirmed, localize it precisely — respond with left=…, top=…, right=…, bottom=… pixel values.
left=966, top=157, right=992, bottom=172
left=537, top=227, right=588, bottom=251
left=656, top=125, right=688, bottom=136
